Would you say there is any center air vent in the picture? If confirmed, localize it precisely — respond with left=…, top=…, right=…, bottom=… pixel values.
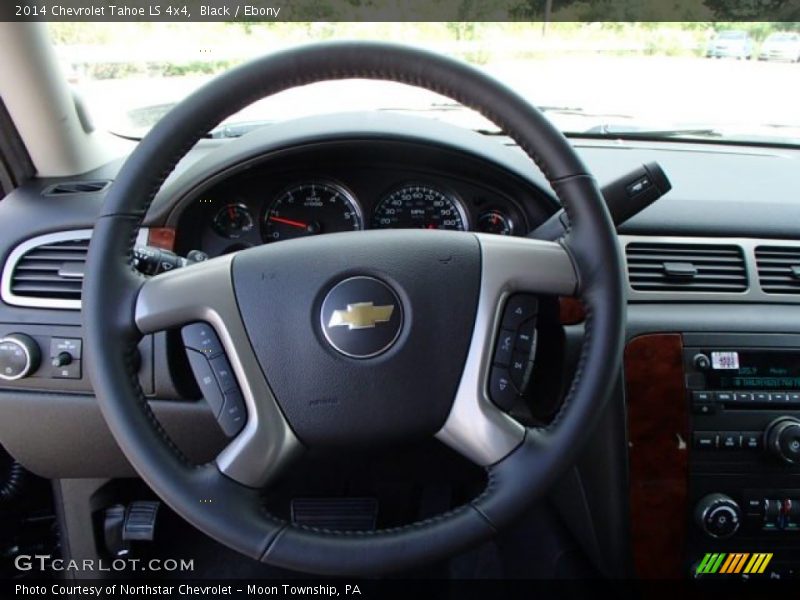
left=755, top=246, right=800, bottom=294
left=626, top=242, right=747, bottom=293
left=1, top=231, right=92, bottom=309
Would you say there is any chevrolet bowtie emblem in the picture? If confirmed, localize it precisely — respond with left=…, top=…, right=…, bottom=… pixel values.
left=328, top=302, right=395, bottom=330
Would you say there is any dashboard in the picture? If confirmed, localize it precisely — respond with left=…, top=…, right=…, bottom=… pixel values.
left=170, top=140, right=555, bottom=258
left=5, top=110, right=800, bottom=578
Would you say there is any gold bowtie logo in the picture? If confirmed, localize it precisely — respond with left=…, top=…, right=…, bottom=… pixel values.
left=328, top=302, right=395, bottom=330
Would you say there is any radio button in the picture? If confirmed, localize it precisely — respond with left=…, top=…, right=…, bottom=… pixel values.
left=693, top=432, right=718, bottom=450
left=789, top=393, right=800, bottom=405
left=754, top=392, right=770, bottom=403
left=742, top=432, right=762, bottom=450
left=715, top=391, right=734, bottom=403
left=771, top=393, right=788, bottom=403
left=734, top=392, right=753, bottom=403
left=720, top=432, right=740, bottom=450
left=692, top=391, right=713, bottom=403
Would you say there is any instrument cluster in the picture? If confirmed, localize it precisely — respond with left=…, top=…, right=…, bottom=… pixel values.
left=172, top=142, right=554, bottom=258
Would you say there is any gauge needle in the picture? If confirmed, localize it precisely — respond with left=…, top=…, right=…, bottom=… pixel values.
left=269, top=215, right=308, bottom=229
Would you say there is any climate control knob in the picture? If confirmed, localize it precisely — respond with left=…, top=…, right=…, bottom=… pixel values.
left=765, top=417, right=800, bottom=464
left=695, top=493, right=741, bottom=539
left=0, top=334, right=41, bottom=381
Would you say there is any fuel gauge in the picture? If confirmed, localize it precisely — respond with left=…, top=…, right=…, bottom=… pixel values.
left=477, top=210, right=514, bottom=236
left=212, top=203, right=254, bottom=239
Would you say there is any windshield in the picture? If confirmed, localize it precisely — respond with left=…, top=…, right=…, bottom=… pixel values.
left=49, top=22, right=800, bottom=146
left=767, top=33, right=796, bottom=41
left=717, top=30, right=745, bottom=39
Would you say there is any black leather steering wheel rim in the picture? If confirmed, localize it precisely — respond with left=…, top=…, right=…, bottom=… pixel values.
left=83, top=41, right=624, bottom=576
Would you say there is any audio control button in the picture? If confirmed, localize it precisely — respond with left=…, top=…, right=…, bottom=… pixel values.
left=734, top=392, right=753, bottom=403
left=715, top=391, right=734, bottom=403
left=693, top=432, right=718, bottom=450
left=692, top=391, right=713, bottom=402
left=720, top=432, right=740, bottom=450
left=742, top=432, right=762, bottom=450
left=771, top=393, right=788, bottom=403
left=754, top=392, right=770, bottom=403
left=789, top=393, right=800, bottom=405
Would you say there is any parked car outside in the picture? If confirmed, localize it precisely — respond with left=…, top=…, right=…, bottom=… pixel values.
left=706, top=30, right=754, bottom=59
left=759, top=31, right=800, bottom=62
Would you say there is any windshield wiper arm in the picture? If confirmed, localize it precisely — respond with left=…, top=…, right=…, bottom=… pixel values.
left=584, top=125, right=722, bottom=139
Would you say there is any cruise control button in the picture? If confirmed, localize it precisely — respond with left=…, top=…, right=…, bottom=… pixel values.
left=509, top=352, right=529, bottom=389
left=210, top=355, right=237, bottom=392
left=489, top=368, right=517, bottom=411
left=218, top=389, right=246, bottom=437
left=515, top=320, right=536, bottom=355
left=501, top=294, right=538, bottom=330
left=493, top=329, right=515, bottom=367
left=181, top=322, right=223, bottom=358
left=185, top=348, right=224, bottom=417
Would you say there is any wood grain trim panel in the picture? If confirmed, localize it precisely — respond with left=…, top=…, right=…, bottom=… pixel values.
left=625, top=333, right=688, bottom=579
left=559, top=297, right=585, bottom=325
left=147, top=227, right=176, bottom=251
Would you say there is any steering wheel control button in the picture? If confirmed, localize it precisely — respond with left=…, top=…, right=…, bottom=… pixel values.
left=489, top=367, right=517, bottom=411
left=184, top=348, right=225, bottom=417
left=493, top=329, right=515, bottom=366
left=501, top=294, right=538, bottom=329
left=210, top=355, right=237, bottom=393
left=320, top=276, right=403, bottom=359
left=515, top=320, right=536, bottom=353
left=218, top=389, right=246, bottom=437
left=181, top=322, right=224, bottom=358
left=0, top=334, right=41, bottom=381
left=509, top=352, right=530, bottom=389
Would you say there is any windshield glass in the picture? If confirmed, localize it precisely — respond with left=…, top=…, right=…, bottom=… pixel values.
left=49, top=22, right=800, bottom=145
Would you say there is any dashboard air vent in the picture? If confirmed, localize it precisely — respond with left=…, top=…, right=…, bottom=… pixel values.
left=43, top=180, right=110, bottom=196
left=1, top=231, right=94, bottom=310
left=626, top=242, right=747, bottom=293
left=755, top=246, right=800, bottom=294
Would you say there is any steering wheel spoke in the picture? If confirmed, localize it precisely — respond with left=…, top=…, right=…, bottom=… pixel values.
left=436, top=234, right=577, bottom=465
left=134, top=255, right=302, bottom=487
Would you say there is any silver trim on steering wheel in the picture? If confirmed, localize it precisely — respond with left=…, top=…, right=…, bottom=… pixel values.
left=435, top=234, right=578, bottom=466
left=134, top=254, right=302, bottom=487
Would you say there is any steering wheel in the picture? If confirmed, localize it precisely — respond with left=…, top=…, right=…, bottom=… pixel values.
left=83, top=42, right=624, bottom=576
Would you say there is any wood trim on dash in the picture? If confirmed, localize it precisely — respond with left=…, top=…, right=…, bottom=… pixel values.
left=625, top=333, right=688, bottom=579
left=147, top=227, right=176, bottom=251
left=559, top=297, right=585, bottom=325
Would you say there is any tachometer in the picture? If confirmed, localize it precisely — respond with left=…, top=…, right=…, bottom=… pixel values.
left=263, top=182, right=363, bottom=243
left=372, top=184, right=468, bottom=231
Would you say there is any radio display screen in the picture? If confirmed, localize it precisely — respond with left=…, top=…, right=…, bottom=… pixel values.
left=704, top=350, right=800, bottom=390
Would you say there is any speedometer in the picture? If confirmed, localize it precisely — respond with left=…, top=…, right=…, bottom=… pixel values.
left=372, top=184, right=468, bottom=231
left=262, top=182, right=363, bottom=243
